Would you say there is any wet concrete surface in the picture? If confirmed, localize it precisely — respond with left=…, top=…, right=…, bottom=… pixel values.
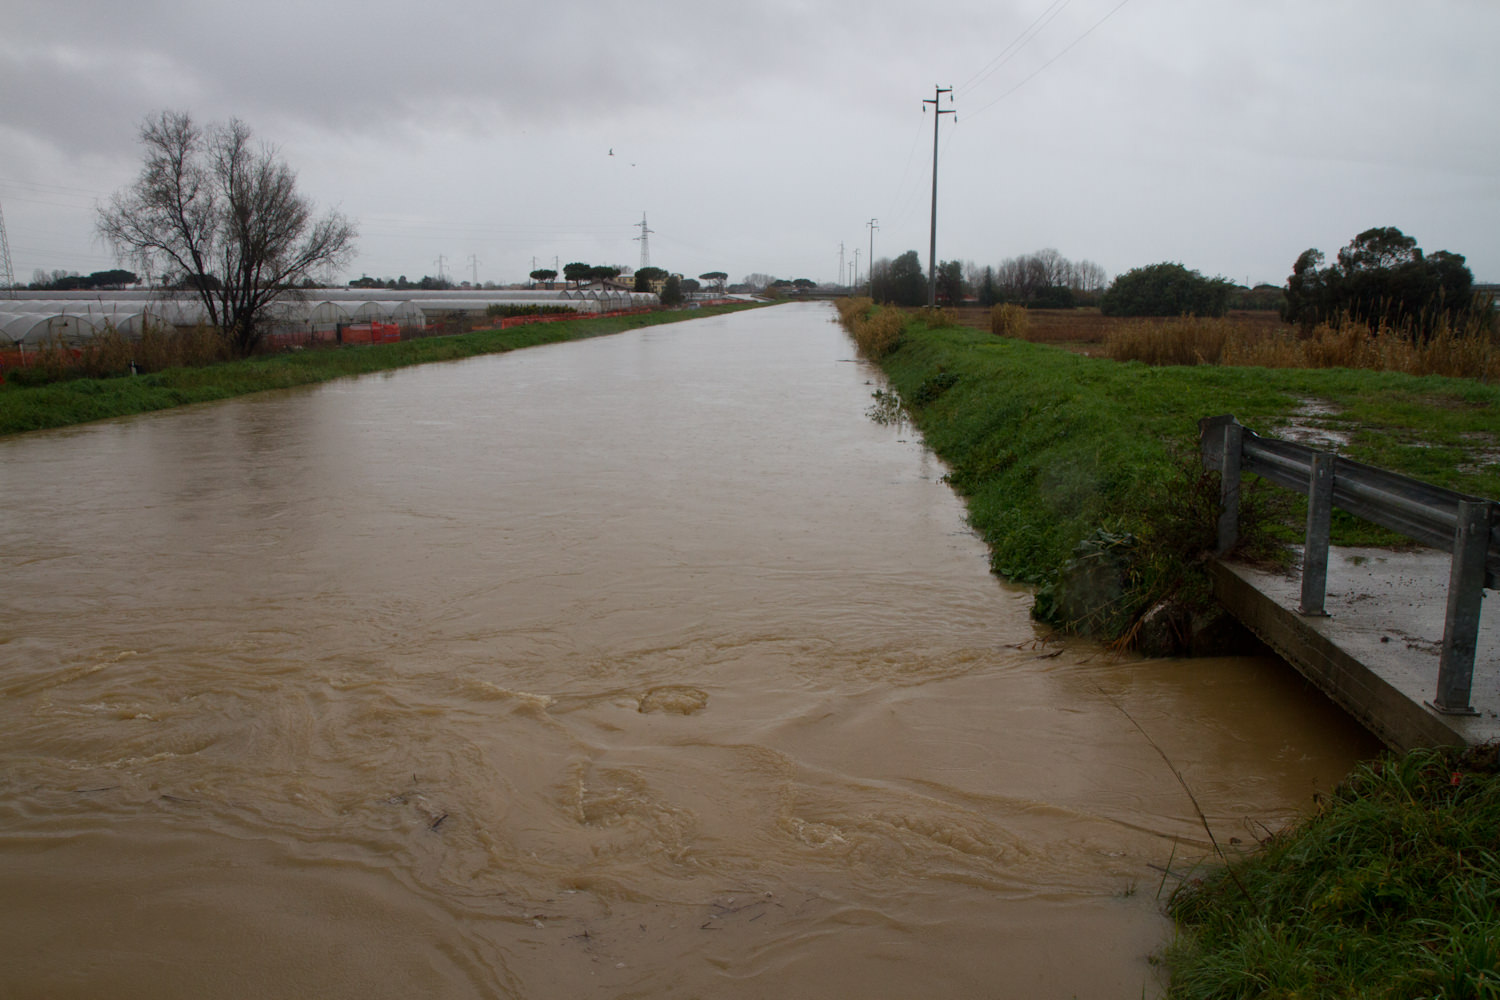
left=1212, top=546, right=1500, bottom=750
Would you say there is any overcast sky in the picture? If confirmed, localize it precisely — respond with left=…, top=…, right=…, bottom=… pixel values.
left=3, top=0, right=1496, bottom=289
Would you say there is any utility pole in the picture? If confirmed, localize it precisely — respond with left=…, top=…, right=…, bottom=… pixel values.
left=468, top=254, right=481, bottom=287
left=852, top=248, right=860, bottom=290
left=866, top=218, right=878, bottom=296
left=434, top=254, right=448, bottom=284
left=923, top=86, right=955, bottom=307
left=838, top=242, right=845, bottom=288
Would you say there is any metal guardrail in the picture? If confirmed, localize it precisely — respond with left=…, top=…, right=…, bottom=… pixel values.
left=1200, top=414, right=1499, bottom=716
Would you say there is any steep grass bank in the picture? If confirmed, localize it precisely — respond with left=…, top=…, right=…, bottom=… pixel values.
left=0, top=303, right=762, bottom=437
left=1165, top=745, right=1500, bottom=998
left=857, top=309, right=1500, bottom=640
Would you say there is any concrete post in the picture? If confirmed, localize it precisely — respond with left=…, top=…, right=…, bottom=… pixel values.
left=1300, top=453, right=1335, bottom=616
left=1433, top=500, right=1490, bottom=715
left=1216, top=422, right=1244, bottom=555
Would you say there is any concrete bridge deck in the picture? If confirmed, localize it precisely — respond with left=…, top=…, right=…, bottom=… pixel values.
left=1211, top=546, right=1499, bottom=751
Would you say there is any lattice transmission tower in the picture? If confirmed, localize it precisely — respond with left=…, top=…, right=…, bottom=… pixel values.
left=0, top=199, right=16, bottom=298
left=634, top=213, right=654, bottom=270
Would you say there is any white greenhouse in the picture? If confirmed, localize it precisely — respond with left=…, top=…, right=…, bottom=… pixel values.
left=0, top=286, right=654, bottom=354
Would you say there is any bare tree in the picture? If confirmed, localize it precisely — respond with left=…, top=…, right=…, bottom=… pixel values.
left=962, top=260, right=984, bottom=293
left=98, top=111, right=357, bottom=357
left=991, top=248, right=1110, bottom=305
left=1074, top=259, right=1108, bottom=294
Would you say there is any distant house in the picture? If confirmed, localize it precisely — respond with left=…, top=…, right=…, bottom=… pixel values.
left=581, top=278, right=634, bottom=293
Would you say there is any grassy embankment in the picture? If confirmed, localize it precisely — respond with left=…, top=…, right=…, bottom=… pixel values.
left=1166, top=745, right=1500, bottom=999
left=838, top=299, right=1500, bottom=997
left=0, top=303, right=762, bottom=437
left=837, top=298, right=1499, bottom=640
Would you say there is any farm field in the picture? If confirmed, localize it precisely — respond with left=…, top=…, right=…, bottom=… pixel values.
left=942, top=306, right=1288, bottom=356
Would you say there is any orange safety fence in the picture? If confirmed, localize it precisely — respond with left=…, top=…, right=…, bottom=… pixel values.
left=267, top=322, right=401, bottom=349
left=496, top=308, right=653, bottom=330
left=498, top=313, right=575, bottom=329
left=0, top=347, right=82, bottom=370
left=340, top=322, right=402, bottom=345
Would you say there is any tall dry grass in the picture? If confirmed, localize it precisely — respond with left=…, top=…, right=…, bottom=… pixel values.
left=18, top=324, right=229, bottom=384
left=1107, top=313, right=1500, bottom=380
left=1104, top=317, right=1241, bottom=366
left=836, top=297, right=905, bottom=359
left=990, top=303, right=1030, bottom=338
left=921, top=307, right=961, bottom=329
left=134, top=324, right=227, bottom=370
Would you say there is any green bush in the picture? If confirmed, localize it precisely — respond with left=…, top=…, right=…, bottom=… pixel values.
left=1101, top=262, right=1233, bottom=318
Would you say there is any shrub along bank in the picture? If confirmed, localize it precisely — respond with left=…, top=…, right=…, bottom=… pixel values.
left=846, top=305, right=1500, bottom=647
left=0, top=303, right=763, bottom=437
left=845, top=304, right=1500, bottom=997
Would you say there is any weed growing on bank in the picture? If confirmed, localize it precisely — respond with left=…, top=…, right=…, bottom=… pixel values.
left=835, top=297, right=904, bottom=359
left=1164, top=745, right=1500, bottom=999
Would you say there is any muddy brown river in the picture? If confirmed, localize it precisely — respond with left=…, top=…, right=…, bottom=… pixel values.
left=0, top=302, right=1377, bottom=998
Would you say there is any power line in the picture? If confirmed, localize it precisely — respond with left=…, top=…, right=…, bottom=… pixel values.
left=882, top=115, right=930, bottom=232
left=958, top=0, right=1073, bottom=95
left=964, top=0, right=1138, bottom=123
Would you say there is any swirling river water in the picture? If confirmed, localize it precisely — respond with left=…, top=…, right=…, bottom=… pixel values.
left=0, top=302, right=1377, bottom=998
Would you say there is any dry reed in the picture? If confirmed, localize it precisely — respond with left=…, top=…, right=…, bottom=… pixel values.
left=922, top=307, right=961, bottom=328
left=990, top=303, right=1029, bottom=338
left=835, top=297, right=905, bottom=359
left=1108, top=313, right=1499, bottom=380
left=20, top=323, right=229, bottom=383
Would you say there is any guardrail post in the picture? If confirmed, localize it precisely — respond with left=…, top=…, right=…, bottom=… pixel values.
left=1216, top=422, right=1244, bottom=555
left=1432, top=500, right=1490, bottom=715
left=1300, top=452, right=1335, bottom=616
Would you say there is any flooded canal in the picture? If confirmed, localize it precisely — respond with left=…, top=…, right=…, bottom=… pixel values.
left=0, top=302, right=1377, bottom=998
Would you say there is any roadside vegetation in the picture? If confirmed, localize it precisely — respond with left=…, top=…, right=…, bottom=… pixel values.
left=0, top=303, right=762, bottom=437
